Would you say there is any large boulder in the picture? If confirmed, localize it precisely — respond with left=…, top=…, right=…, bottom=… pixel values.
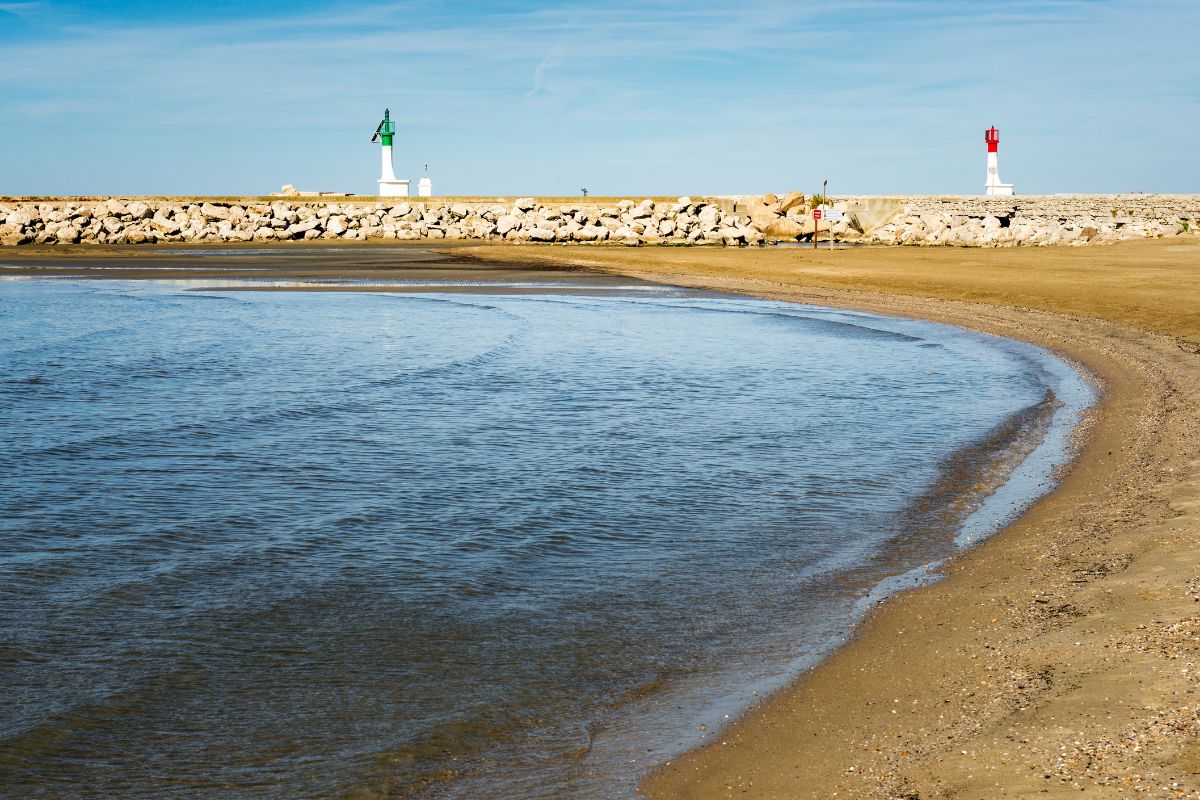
left=200, top=203, right=230, bottom=221
left=573, top=226, right=604, bottom=242
left=126, top=202, right=153, bottom=220
left=741, top=226, right=764, bottom=246
left=286, top=220, right=320, bottom=237
left=614, top=225, right=640, bottom=244
left=152, top=215, right=181, bottom=235
left=697, top=205, right=721, bottom=228
left=794, top=218, right=831, bottom=237
left=719, top=226, right=744, bottom=245
left=5, top=208, right=33, bottom=227
left=779, top=192, right=806, bottom=214
left=495, top=215, right=519, bottom=235
left=742, top=195, right=805, bottom=239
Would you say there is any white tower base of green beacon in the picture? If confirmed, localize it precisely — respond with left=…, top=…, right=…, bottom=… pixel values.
left=378, top=145, right=409, bottom=197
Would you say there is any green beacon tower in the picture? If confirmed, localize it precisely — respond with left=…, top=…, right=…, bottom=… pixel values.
left=372, top=109, right=408, bottom=197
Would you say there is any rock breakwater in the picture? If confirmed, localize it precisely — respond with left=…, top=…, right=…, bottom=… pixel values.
left=0, top=197, right=762, bottom=247
left=846, top=194, right=1200, bottom=247
left=2, top=194, right=1197, bottom=248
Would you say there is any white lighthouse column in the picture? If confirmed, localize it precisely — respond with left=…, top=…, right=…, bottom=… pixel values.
left=985, top=151, right=1012, bottom=196
left=381, top=146, right=397, bottom=182
left=984, top=126, right=1014, bottom=196
left=378, top=145, right=409, bottom=197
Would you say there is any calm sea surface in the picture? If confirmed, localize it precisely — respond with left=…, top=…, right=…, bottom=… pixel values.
left=0, top=273, right=1092, bottom=799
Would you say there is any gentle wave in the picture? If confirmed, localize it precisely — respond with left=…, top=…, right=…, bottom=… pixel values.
left=0, top=278, right=1094, bottom=800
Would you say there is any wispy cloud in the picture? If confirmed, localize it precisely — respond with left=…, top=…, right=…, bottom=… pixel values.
left=0, top=0, right=1195, bottom=195
left=525, top=43, right=565, bottom=101
left=0, top=1, right=41, bottom=15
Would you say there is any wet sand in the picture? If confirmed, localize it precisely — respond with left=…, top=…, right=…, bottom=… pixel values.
left=4, top=239, right=1198, bottom=797
left=0, top=241, right=578, bottom=285
left=463, top=240, right=1200, bottom=798
left=0, top=242, right=652, bottom=295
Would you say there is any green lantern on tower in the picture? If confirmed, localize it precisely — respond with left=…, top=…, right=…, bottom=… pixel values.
left=372, top=109, right=396, bottom=147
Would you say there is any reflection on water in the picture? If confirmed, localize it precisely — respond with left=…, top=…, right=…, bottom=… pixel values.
left=0, top=279, right=1092, bottom=799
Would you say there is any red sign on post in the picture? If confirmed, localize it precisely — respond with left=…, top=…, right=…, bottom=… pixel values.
left=813, top=209, right=823, bottom=219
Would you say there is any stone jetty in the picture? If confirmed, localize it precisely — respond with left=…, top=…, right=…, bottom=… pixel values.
left=1, top=194, right=1196, bottom=248
left=847, top=195, right=1200, bottom=247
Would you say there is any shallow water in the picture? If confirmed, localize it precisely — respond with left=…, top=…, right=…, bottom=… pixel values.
left=0, top=274, right=1091, bottom=799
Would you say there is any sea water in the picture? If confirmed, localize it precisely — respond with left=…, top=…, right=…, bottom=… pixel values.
left=0, top=276, right=1092, bottom=799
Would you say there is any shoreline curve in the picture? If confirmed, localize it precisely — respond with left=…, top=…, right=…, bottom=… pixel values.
left=462, top=240, right=1200, bottom=799
left=1, top=239, right=1195, bottom=797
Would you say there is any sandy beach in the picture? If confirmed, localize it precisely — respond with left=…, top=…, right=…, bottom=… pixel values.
left=3, top=238, right=1197, bottom=797
left=462, top=239, right=1200, bottom=798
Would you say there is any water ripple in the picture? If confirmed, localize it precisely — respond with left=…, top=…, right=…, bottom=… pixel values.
left=0, top=279, right=1092, bottom=800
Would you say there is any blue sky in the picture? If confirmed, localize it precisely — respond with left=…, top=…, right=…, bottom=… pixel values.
left=0, top=0, right=1196, bottom=196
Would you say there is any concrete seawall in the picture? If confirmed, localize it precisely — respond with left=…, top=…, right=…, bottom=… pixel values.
left=2, top=194, right=1197, bottom=248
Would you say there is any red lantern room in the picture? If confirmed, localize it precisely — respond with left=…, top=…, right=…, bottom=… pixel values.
left=985, top=126, right=1000, bottom=153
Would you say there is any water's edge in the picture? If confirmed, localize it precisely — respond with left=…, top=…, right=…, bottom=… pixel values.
left=0, top=269, right=1099, bottom=800
left=605, top=290, right=1100, bottom=799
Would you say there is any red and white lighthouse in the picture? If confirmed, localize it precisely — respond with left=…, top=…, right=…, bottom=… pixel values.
left=984, top=126, right=1014, bottom=196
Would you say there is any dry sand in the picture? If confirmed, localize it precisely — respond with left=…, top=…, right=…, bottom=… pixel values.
left=462, top=240, right=1200, bottom=799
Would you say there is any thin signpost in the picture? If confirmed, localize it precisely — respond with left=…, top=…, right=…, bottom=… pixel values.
left=813, top=179, right=831, bottom=251
left=824, top=179, right=831, bottom=251
left=813, top=178, right=846, bottom=251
